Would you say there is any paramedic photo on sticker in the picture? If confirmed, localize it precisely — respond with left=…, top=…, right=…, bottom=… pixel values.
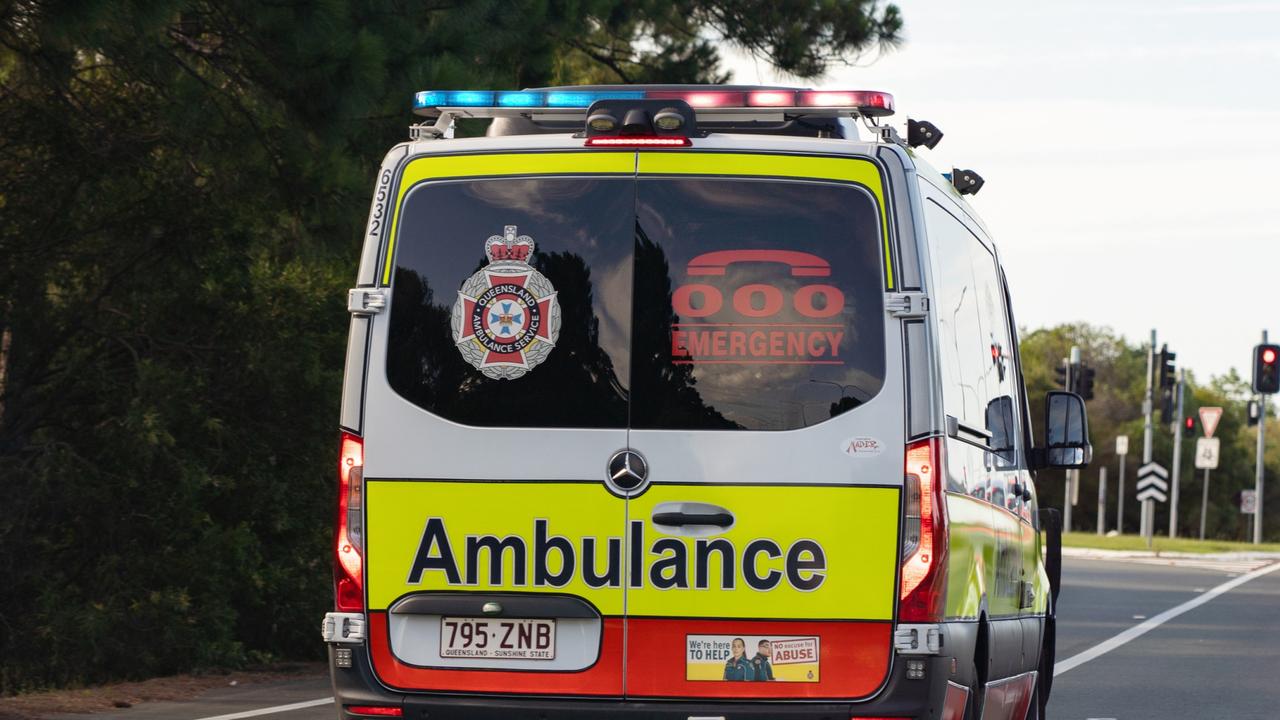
left=5, top=2, right=1280, bottom=720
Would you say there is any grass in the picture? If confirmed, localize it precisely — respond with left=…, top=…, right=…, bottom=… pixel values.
left=1062, top=531, right=1280, bottom=554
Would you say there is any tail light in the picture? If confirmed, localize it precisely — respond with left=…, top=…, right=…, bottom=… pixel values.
left=900, top=438, right=948, bottom=622
left=336, top=431, right=364, bottom=612
left=584, top=136, right=692, bottom=147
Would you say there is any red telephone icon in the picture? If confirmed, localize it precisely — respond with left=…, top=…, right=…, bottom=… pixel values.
left=686, top=249, right=832, bottom=278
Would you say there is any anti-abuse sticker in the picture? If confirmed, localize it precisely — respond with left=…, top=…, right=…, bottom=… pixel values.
left=686, top=634, right=820, bottom=682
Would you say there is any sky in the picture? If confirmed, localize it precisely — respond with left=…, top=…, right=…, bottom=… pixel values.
left=725, top=0, right=1280, bottom=383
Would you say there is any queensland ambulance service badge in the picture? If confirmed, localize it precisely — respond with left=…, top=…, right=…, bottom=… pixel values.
left=451, top=226, right=561, bottom=380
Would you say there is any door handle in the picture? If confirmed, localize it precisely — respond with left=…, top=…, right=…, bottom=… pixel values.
left=651, top=511, right=734, bottom=527
left=650, top=502, right=736, bottom=535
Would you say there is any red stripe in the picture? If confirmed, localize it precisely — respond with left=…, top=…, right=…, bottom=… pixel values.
left=624, top=618, right=891, bottom=699
left=367, top=611, right=623, bottom=695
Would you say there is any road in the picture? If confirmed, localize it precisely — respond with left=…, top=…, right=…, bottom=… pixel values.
left=1049, top=555, right=1280, bottom=719
left=50, top=555, right=1280, bottom=720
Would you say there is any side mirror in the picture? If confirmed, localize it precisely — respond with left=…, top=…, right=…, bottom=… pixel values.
left=1032, top=391, right=1092, bottom=469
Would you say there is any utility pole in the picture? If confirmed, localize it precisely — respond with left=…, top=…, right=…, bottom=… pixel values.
left=1063, top=347, right=1080, bottom=532
left=1141, top=330, right=1156, bottom=544
left=1097, top=466, right=1108, bottom=535
left=1169, top=368, right=1185, bottom=538
left=1116, top=436, right=1128, bottom=533
left=1256, top=330, right=1269, bottom=544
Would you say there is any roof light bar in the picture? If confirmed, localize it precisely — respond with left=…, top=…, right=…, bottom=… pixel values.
left=413, top=88, right=895, bottom=117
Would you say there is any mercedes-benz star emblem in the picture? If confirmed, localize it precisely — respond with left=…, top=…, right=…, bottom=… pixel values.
left=606, top=449, right=649, bottom=495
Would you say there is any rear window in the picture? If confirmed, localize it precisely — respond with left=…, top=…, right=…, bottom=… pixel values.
left=387, top=177, right=635, bottom=429
left=631, top=178, right=885, bottom=430
left=386, top=174, right=885, bottom=431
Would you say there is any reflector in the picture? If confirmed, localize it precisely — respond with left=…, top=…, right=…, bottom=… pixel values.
left=346, top=706, right=403, bottom=717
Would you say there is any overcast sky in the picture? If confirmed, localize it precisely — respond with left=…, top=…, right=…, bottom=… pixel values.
left=726, top=0, right=1280, bottom=383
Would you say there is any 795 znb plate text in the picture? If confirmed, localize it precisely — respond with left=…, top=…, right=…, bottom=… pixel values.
left=440, top=617, right=556, bottom=660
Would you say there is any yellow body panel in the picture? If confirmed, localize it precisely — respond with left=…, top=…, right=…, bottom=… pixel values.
left=628, top=484, right=900, bottom=620
left=944, top=492, right=995, bottom=620
left=365, top=480, right=626, bottom=613
left=365, top=480, right=900, bottom=620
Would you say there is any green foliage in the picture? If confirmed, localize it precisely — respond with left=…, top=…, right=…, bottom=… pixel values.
left=1020, top=324, right=1279, bottom=543
left=0, top=0, right=901, bottom=693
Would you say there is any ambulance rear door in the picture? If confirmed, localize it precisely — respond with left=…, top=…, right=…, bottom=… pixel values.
left=622, top=152, right=905, bottom=700
left=359, top=152, right=638, bottom=697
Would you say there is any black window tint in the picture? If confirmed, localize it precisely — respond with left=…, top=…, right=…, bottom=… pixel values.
left=631, top=178, right=886, bottom=431
left=386, top=177, right=633, bottom=428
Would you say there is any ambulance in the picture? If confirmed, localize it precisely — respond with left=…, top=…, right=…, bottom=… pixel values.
left=322, top=85, right=1093, bottom=720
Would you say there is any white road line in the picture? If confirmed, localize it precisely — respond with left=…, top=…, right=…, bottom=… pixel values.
left=191, top=697, right=333, bottom=720
left=1055, top=561, right=1280, bottom=676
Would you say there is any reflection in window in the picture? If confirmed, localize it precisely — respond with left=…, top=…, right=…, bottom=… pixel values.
left=926, top=199, right=1024, bottom=477
left=631, top=178, right=886, bottom=431
left=386, top=177, right=634, bottom=429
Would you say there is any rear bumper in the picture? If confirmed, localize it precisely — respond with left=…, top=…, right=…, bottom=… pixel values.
left=330, top=643, right=961, bottom=720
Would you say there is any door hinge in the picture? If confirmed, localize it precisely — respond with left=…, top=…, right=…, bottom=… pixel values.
left=321, top=612, right=367, bottom=644
left=348, top=287, right=387, bottom=316
left=887, top=292, right=929, bottom=318
left=894, top=623, right=943, bottom=655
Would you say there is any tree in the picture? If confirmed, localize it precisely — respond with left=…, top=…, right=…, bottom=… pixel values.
left=1020, top=324, right=1278, bottom=542
left=0, top=0, right=902, bottom=692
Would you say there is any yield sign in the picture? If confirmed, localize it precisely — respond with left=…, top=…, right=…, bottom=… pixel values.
left=1199, top=406, right=1223, bottom=438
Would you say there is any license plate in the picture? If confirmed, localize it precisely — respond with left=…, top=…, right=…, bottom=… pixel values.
left=440, top=617, right=556, bottom=660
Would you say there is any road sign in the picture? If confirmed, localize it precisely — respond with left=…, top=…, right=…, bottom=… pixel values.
left=1116, top=435, right=1129, bottom=455
left=1242, top=489, right=1258, bottom=514
left=1137, top=461, right=1168, bottom=486
left=1199, top=406, right=1223, bottom=438
left=1195, top=437, right=1220, bottom=469
left=1137, top=485, right=1168, bottom=503
left=1136, top=461, right=1169, bottom=503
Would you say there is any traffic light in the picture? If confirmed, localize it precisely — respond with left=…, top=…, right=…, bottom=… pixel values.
left=1252, top=343, right=1280, bottom=394
left=1078, top=364, right=1096, bottom=400
left=1160, top=387, right=1173, bottom=424
left=1158, top=344, right=1177, bottom=389
left=1054, top=360, right=1070, bottom=391
left=1248, top=399, right=1261, bottom=427
left=1183, top=416, right=1195, bottom=437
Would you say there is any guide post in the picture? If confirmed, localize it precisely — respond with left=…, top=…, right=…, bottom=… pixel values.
left=1116, top=435, right=1129, bottom=533
left=1097, top=466, right=1108, bottom=535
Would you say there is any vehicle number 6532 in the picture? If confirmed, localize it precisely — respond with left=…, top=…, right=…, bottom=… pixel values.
left=367, top=168, right=393, bottom=237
